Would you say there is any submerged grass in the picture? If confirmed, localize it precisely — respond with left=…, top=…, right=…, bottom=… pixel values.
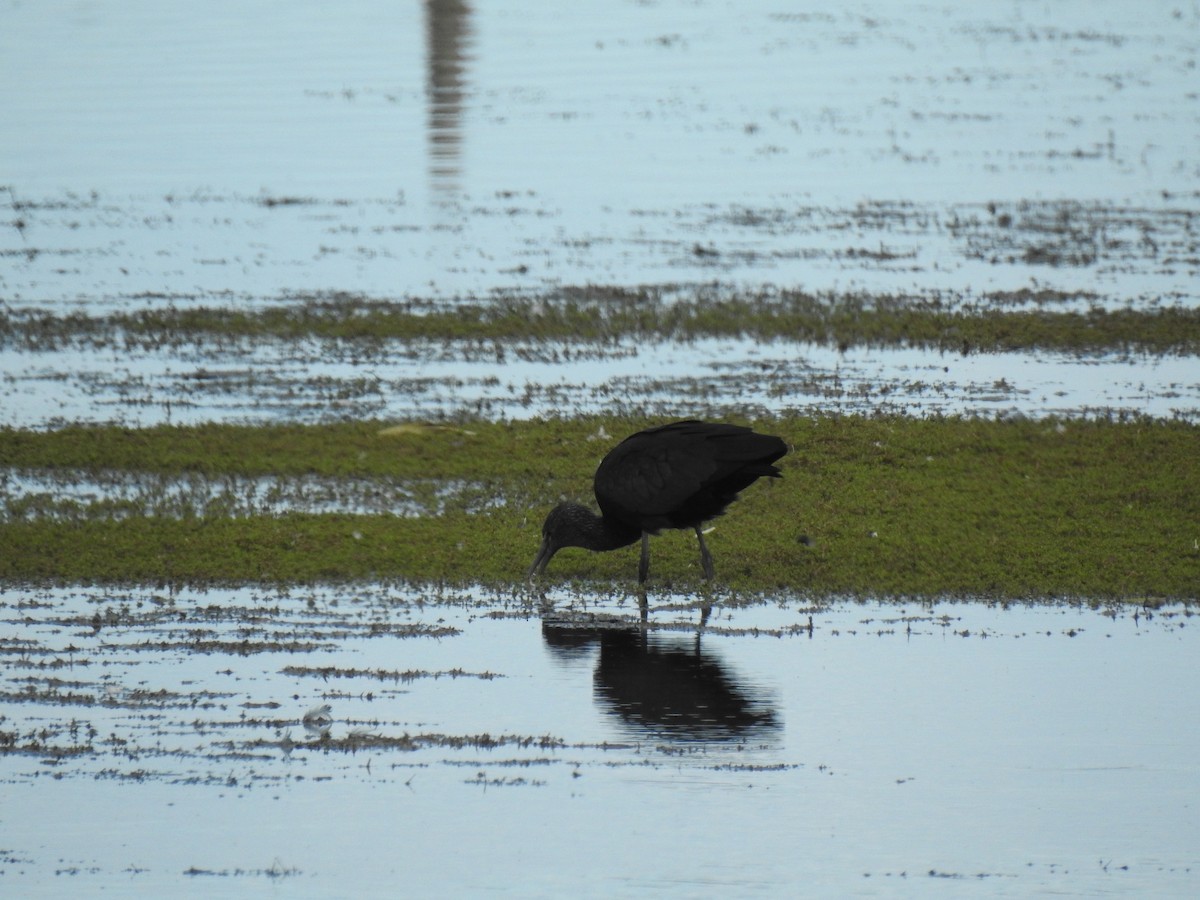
left=1, top=415, right=1196, bottom=600
left=3, top=288, right=1199, bottom=354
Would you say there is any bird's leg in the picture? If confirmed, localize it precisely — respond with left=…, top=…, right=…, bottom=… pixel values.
left=694, top=528, right=715, bottom=632
left=694, top=526, right=715, bottom=580
left=638, top=532, right=651, bottom=584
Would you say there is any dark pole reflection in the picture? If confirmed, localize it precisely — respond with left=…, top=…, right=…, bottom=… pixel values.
left=423, top=0, right=473, bottom=202
left=542, top=619, right=779, bottom=743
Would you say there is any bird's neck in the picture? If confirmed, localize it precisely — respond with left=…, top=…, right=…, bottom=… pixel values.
left=575, top=506, right=641, bottom=552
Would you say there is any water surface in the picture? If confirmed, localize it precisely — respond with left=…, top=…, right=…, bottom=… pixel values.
left=2, top=1, right=1197, bottom=427
left=2, top=584, right=1197, bottom=896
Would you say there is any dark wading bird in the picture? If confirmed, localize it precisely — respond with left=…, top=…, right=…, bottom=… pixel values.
left=528, top=420, right=787, bottom=584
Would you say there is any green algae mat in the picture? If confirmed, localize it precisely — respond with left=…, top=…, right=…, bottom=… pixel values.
left=1, top=415, right=1196, bottom=600
left=4, top=290, right=1199, bottom=354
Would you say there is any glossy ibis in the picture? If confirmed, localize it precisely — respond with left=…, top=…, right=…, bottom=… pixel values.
left=528, top=420, right=787, bottom=583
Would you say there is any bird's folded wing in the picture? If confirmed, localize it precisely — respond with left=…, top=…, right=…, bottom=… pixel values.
left=595, top=443, right=718, bottom=520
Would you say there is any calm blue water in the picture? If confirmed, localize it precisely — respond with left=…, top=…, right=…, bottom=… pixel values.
left=2, top=584, right=1198, bottom=897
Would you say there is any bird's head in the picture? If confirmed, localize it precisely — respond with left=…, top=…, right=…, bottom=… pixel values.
left=527, top=502, right=594, bottom=579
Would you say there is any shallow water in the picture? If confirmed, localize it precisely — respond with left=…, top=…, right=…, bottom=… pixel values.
left=2, top=1, right=1198, bottom=427
left=2, top=584, right=1197, bottom=896
left=4, top=335, right=1197, bottom=428
left=0, top=468, right=498, bottom=520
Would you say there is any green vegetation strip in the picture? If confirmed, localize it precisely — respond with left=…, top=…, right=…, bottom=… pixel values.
left=3, top=289, right=1198, bottom=353
left=1, top=416, right=1196, bottom=600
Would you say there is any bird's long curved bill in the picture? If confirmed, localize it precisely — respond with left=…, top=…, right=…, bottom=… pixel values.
left=527, top=538, right=555, bottom=580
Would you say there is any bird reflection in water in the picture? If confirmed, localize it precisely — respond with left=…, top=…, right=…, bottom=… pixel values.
left=542, top=619, right=779, bottom=743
